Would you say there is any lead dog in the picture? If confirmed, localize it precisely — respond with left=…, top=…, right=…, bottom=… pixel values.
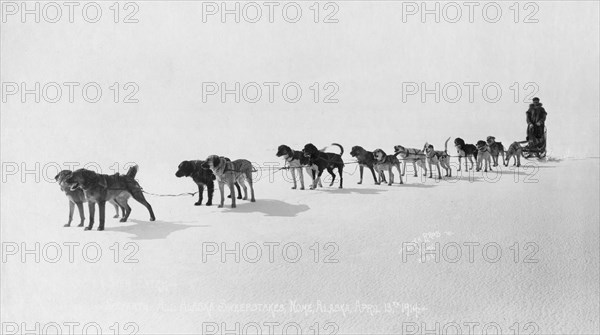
left=424, top=138, right=451, bottom=179
left=350, top=146, right=385, bottom=184
left=373, top=149, right=403, bottom=185
left=454, top=138, right=478, bottom=171
left=504, top=142, right=524, bottom=167
left=302, top=143, right=344, bottom=189
left=55, top=170, right=122, bottom=227
left=276, top=145, right=322, bottom=189
left=176, top=160, right=242, bottom=206
left=66, top=165, right=156, bottom=231
left=486, top=136, right=505, bottom=167
left=206, top=155, right=256, bottom=208
left=476, top=140, right=492, bottom=172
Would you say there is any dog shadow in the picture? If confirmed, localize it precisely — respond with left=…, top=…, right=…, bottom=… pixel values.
left=223, top=199, right=309, bottom=217
left=318, top=187, right=388, bottom=195
left=107, top=219, right=207, bottom=240
left=389, top=182, right=437, bottom=188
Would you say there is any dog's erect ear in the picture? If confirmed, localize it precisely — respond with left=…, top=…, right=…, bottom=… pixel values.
left=214, top=156, right=221, bottom=168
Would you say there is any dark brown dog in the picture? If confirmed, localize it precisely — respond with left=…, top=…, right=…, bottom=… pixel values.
left=55, top=170, right=123, bottom=227
left=66, top=165, right=155, bottom=231
left=454, top=138, right=478, bottom=171
left=302, top=143, right=344, bottom=189
left=175, top=160, right=242, bottom=206
left=349, top=146, right=386, bottom=185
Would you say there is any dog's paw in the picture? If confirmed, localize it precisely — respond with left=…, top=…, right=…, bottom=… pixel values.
left=206, top=202, right=212, bottom=206
left=227, top=195, right=232, bottom=199
left=300, top=187, right=305, bottom=190
left=243, top=196, right=248, bottom=200
left=237, top=196, right=242, bottom=199
left=251, top=198, right=256, bottom=202
left=77, top=223, right=84, bottom=227
left=291, top=186, right=297, bottom=189
left=218, top=204, right=224, bottom=208
left=64, top=223, right=71, bottom=227
left=97, top=227, right=104, bottom=231
left=194, top=202, right=202, bottom=206
left=84, top=227, right=92, bottom=231
left=113, top=214, right=119, bottom=218
left=150, top=217, right=156, bottom=221
left=357, top=181, right=362, bottom=184
left=231, top=204, right=236, bottom=208
left=119, top=218, right=127, bottom=223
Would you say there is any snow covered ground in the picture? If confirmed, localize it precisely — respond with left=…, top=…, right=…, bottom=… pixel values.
left=2, top=1, right=599, bottom=334
left=1, top=156, right=598, bottom=334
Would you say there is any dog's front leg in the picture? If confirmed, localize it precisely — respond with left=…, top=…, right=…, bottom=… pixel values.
left=76, top=202, right=85, bottom=227
left=309, top=169, right=318, bottom=189
left=65, top=201, right=74, bottom=227
left=98, top=201, right=106, bottom=231
left=388, top=167, right=394, bottom=185
left=195, top=183, right=204, bottom=206
left=436, top=164, right=442, bottom=179
left=291, top=167, right=298, bottom=189
left=457, top=156, right=462, bottom=171
left=218, top=182, right=225, bottom=208
left=229, top=182, right=236, bottom=208
left=206, top=181, right=214, bottom=206
left=85, top=202, right=95, bottom=230
left=298, top=167, right=305, bottom=190
left=396, top=165, right=403, bottom=184
left=358, top=165, right=364, bottom=184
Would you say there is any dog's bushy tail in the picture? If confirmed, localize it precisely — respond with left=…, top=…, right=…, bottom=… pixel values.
left=331, top=143, right=344, bottom=156
left=126, top=165, right=139, bottom=179
left=444, top=137, right=450, bottom=153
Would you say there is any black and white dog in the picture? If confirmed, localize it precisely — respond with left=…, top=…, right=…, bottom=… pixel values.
left=276, top=145, right=322, bottom=190
left=176, top=160, right=242, bottom=206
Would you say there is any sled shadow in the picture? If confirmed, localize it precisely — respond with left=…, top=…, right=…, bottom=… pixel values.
left=108, top=219, right=207, bottom=240
left=223, top=199, right=309, bottom=217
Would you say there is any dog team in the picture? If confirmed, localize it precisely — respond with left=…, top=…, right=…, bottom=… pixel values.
left=56, top=138, right=525, bottom=230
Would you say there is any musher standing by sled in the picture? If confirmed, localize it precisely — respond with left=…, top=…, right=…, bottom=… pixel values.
left=526, top=97, right=547, bottom=141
